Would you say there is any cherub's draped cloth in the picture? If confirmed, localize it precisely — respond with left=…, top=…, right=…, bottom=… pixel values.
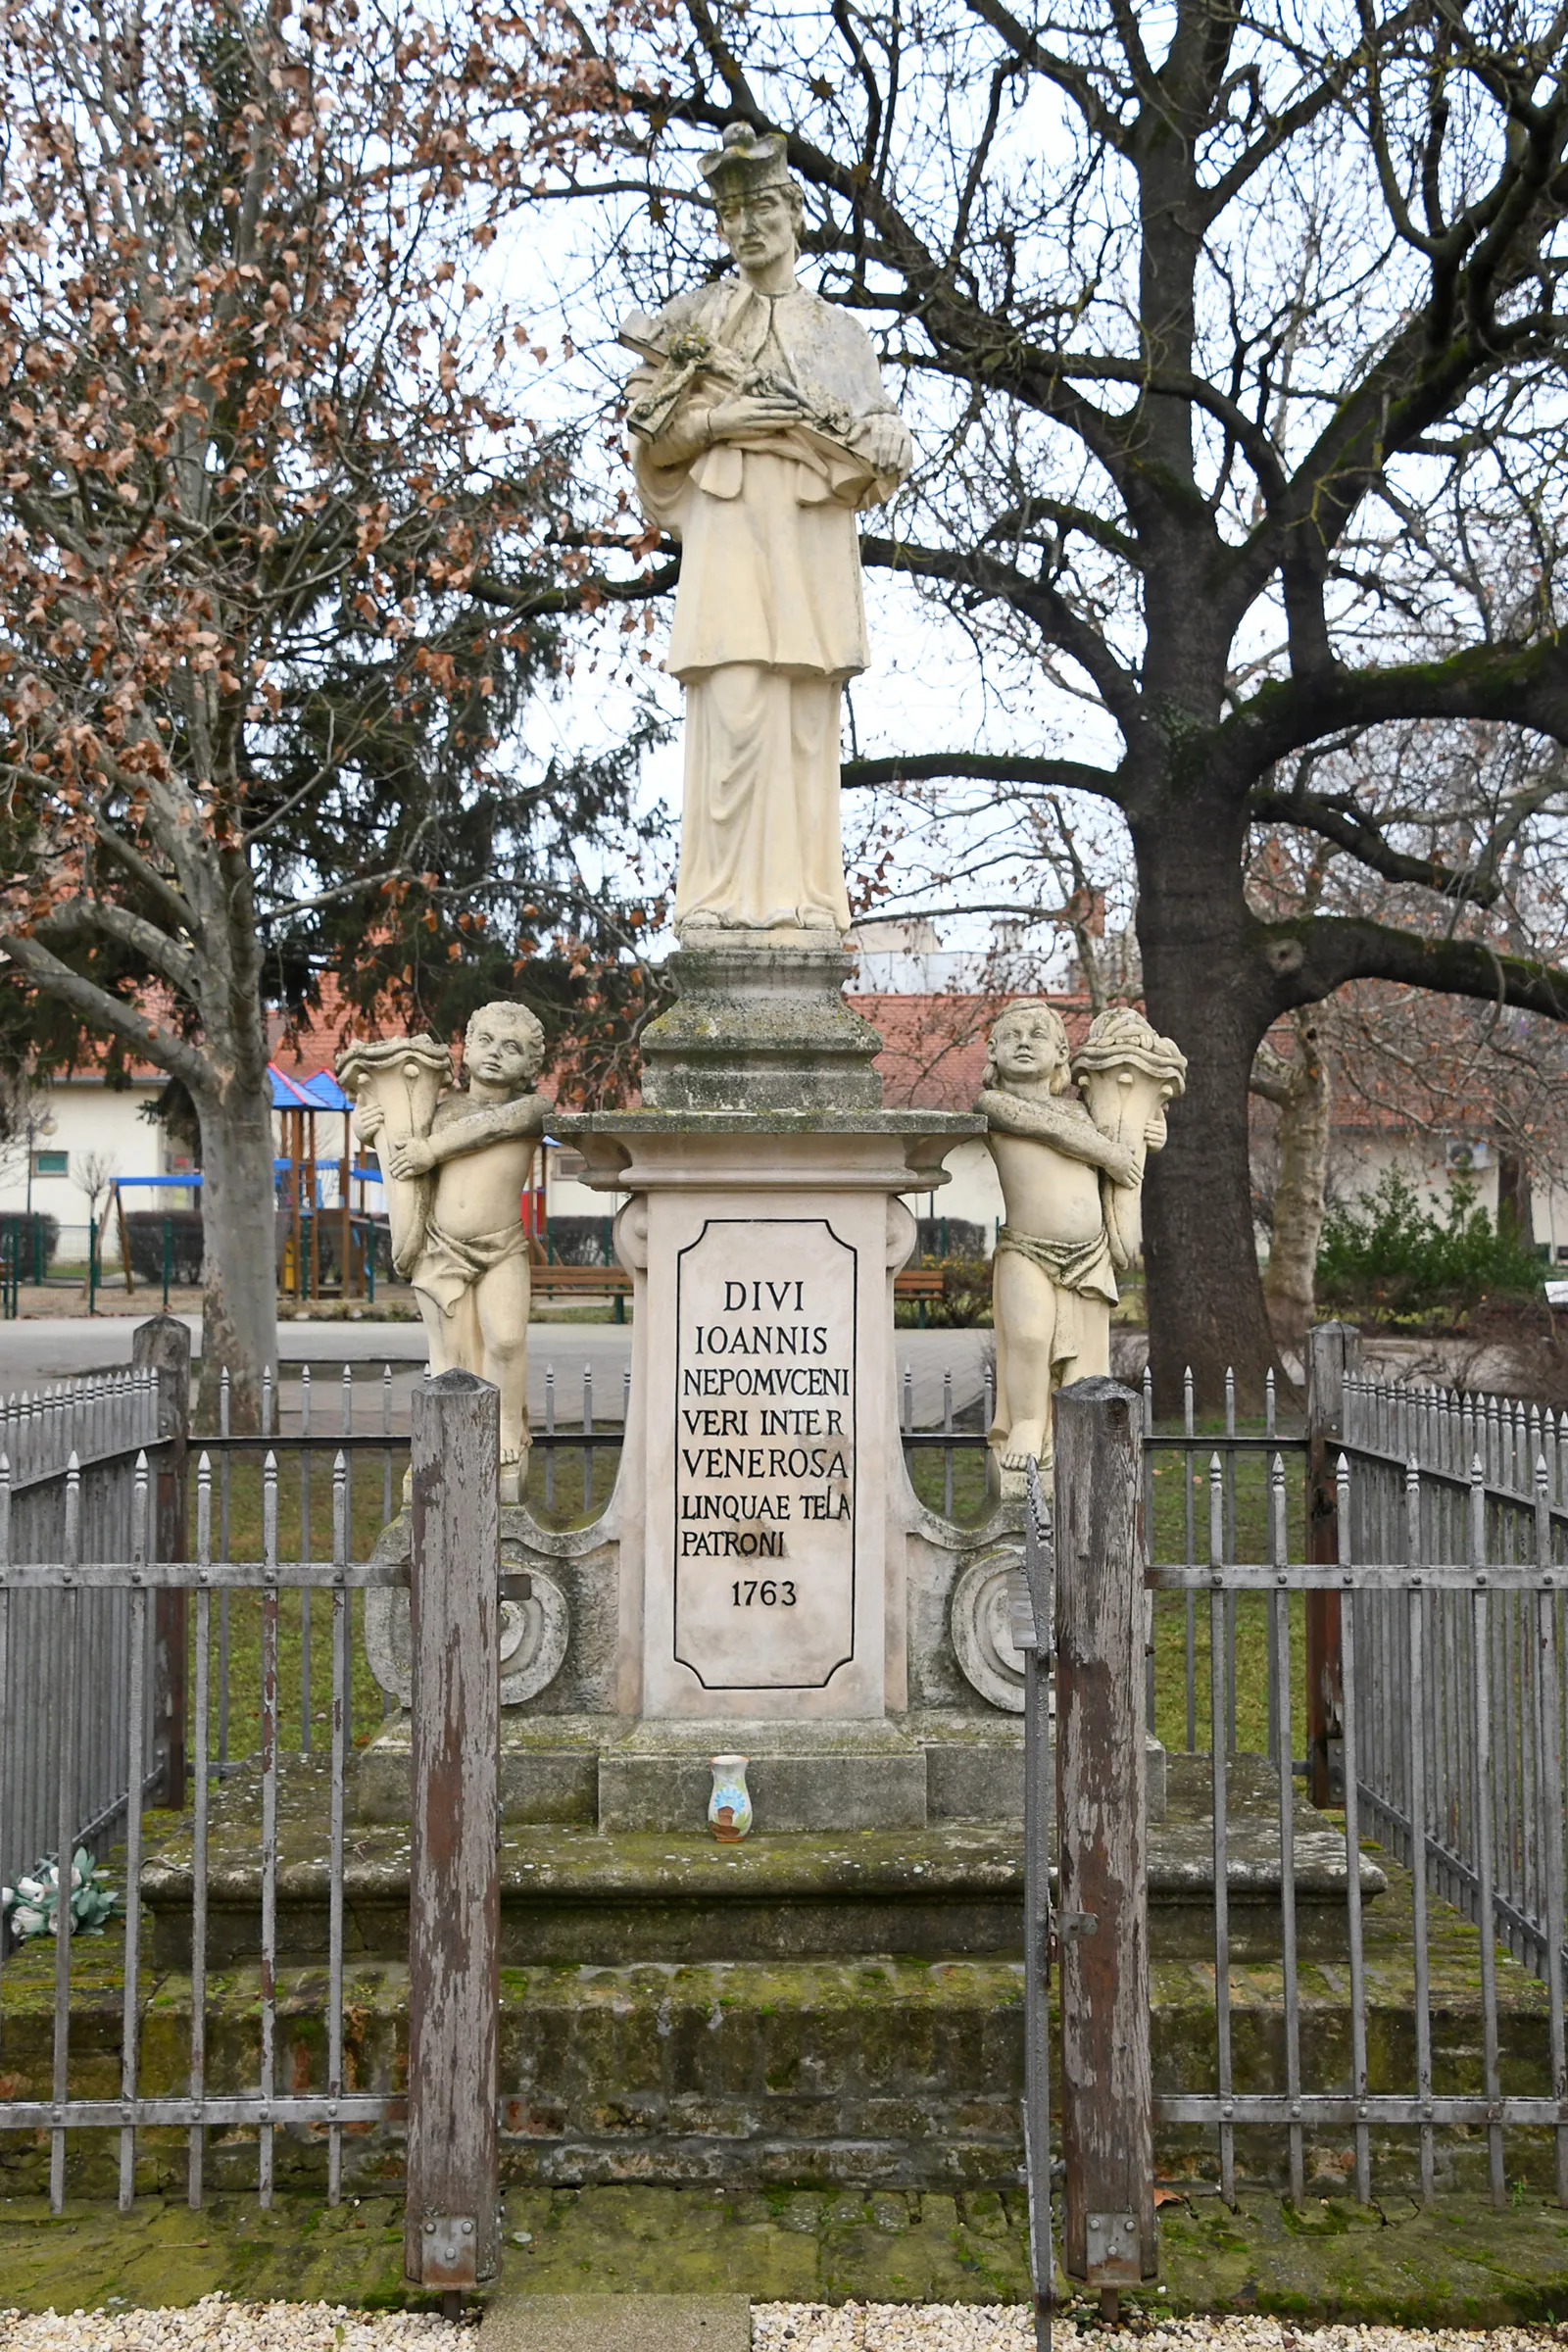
left=627, top=277, right=906, bottom=934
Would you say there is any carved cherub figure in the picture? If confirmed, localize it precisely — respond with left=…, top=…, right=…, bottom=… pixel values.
left=344, top=1003, right=549, bottom=1499
left=978, top=1002, right=1181, bottom=1492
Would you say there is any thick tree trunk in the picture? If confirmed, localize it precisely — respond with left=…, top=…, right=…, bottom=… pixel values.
left=1134, top=799, right=1281, bottom=1413
left=1259, top=1015, right=1332, bottom=1349
left=1495, top=1145, right=1535, bottom=1250
left=196, top=1086, right=279, bottom=1433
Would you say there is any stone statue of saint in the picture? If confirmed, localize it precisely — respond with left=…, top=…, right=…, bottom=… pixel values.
left=621, top=122, right=913, bottom=942
left=979, top=1003, right=1186, bottom=1489
left=338, top=1004, right=549, bottom=1499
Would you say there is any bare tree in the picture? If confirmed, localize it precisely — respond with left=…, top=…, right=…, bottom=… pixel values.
left=0, top=0, right=663, bottom=1419
left=522, top=0, right=1568, bottom=1401
left=72, top=1150, right=119, bottom=1294
left=1251, top=1013, right=1334, bottom=1348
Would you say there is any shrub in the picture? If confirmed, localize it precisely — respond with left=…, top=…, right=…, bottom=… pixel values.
left=545, top=1215, right=618, bottom=1266
left=0, top=1212, right=60, bottom=1273
left=123, top=1208, right=204, bottom=1287
left=915, top=1215, right=987, bottom=1259
left=1315, top=1169, right=1544, bottom=1325
left=895, top=1254, right=994, bottom=1328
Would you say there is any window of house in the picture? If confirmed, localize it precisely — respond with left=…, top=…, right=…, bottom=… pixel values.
left=552, top=1150, right=588, bottom=1181
left=31, top=1150, right=68, bottom=1178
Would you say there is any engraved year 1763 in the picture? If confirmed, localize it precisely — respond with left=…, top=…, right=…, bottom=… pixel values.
left=731, top=1579, right=798, bottom=1606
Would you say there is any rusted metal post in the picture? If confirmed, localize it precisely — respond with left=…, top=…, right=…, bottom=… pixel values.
left=1054, top=1376, right=1156, bottom=2291
left=405, top=1369, right=500, bottom=2300
left=1305, top=1322, right=1361, bottom=1807
left=133, top=1314, right=189, bottom=1809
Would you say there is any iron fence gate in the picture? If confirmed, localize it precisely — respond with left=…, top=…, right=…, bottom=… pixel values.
left=6, top=1318, right=1568, bottom=2325
left=1010, top=1346, right=1568, bottom=2352
left=0, top=1436, right=406, bottom=2211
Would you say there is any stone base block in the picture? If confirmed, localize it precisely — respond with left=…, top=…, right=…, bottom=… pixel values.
left=352, top=1713, right=620, bottom=1828
left=351, top=1711, right=1165, bottom=1831
left=917, top=1716, right=1166, bottom=1824
left=598, top=1718, right=927, bottom=1835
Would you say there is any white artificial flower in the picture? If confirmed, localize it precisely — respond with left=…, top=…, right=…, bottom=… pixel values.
left=13, top=1905, right=45, bottom=1936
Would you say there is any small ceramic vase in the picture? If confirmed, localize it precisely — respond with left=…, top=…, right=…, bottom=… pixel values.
left=708, top=1754, right=753, bottom=1842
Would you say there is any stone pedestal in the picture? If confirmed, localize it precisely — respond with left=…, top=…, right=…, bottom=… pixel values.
left=555, top=931, right=980, bottom=1751
left=351, top=939, right=1116, bottom=1835
left=555, top=1108, right=974, bottom=1728
left=635, top=941, right=885, bottom=1111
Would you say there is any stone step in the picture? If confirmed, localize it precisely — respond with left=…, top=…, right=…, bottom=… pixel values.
left=0, top=1907, right=1549, bottom=2202
left=140, top=1825, right=1382, bottom=1972
left=140, top=1748, right=1384, bottom=1970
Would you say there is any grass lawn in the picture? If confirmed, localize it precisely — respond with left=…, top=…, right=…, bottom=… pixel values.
left=189, top=1422, right=1309, bottom=1775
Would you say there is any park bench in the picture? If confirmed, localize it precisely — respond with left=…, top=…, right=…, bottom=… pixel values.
left=527, top=1259, right=951, bottom=1324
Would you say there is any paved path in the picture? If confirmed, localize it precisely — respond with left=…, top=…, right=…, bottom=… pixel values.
left=0, top=1320, right=993, bottom=1427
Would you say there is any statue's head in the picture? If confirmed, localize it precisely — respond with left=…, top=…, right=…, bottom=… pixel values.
left=983, top=1003, right=1072, bottom=1095
left=464, top=1001, right=546, bottom=1093
left=701, top=122, right=803, bottom=283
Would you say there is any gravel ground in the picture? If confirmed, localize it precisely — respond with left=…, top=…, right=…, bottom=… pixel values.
left=751, top=2315, right=1568, bottom=2352
left=0, top=2301, right=464, bottom=2350
left=5, top=2308, right=1568, bottom=2352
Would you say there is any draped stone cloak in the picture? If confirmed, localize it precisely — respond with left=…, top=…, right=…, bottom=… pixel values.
left=626, top=276, right=907, bottom=683
left=624, top=278, right=909, bottom=932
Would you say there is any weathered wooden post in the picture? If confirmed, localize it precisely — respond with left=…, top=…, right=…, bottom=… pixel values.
left=1017, top=1463, right=1056, bottom=2352
left=133, top=1314, right=189, bottom=1809
left=405, top=1368, right=501, bottom=2305
left=1054, top=1376, right=1155, bottom=2304
left=1305, top=1322, right=1361, bottom=1807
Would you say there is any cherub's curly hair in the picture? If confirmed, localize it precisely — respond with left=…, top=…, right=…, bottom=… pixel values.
left=982, top=1003, right=1071, bottom=1095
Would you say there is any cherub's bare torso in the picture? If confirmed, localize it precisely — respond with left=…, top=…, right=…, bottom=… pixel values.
left=985, top=1104, right=1106, bottom=1247
left=426, top=1095, right=543, bottom=1238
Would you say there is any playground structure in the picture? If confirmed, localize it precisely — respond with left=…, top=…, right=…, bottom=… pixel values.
left=0, top=1059, right=658, bottom=1316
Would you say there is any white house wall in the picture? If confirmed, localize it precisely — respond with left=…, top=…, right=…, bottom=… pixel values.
left=0, top=1081, right=172, bottom=1247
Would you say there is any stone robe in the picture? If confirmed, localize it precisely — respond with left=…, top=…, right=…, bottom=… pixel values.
left=627, top=277, right=910, bottom=934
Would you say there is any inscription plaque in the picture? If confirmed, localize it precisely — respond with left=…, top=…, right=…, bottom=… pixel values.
left=672, top=1218, right=857, bottom=1689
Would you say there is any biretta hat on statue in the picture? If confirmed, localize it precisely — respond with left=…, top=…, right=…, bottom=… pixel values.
left=700, top=121, right=795, bottom=205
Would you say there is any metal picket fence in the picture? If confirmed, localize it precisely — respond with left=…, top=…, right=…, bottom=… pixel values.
left=0, top=1371, right=162, bottom=1889
left=0, top=1435, right=405, bottom=2213
left=1340, top=1371, right=1568, bottom=1987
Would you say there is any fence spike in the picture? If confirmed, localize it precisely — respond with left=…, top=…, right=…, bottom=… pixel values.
left=132, top=1448, right=150, bottom=1566
left=65, top=1446, right=81, bottom=1566
left=263, top=1449, right=279, bottom=1571
left=1184, top=1366, right=1195, bottom=1441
